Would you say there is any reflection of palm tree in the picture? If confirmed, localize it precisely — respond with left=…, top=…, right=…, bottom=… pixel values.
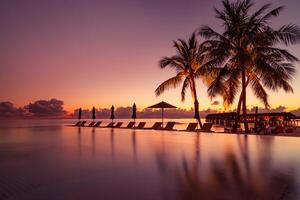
left=237, top=135, right=250, bottom=174
left=154, top=136, right=296, bottom=199
left=175, top=151, right=296, bottom=200
left=200, top=0, right=299, bottom=132
left=156, top=33, right=212, bottom=128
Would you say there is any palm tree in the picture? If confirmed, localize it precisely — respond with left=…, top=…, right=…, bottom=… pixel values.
left=199, top=0, right=300, bottom=133
left=155, top=33, right=211, bottom=128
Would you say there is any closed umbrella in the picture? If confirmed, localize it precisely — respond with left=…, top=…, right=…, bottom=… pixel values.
left=132, top=103, right=137, bottom=123
left=110, top=105, right=115, bottom=122
left=78, top=108, right=82, bottom=121
left=92, top=107, right=96, bottom=121
left=148, top=101, right=176, bottom=125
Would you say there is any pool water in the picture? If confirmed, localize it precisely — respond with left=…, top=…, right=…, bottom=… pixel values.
left=0, top=120, right=300, bottom=199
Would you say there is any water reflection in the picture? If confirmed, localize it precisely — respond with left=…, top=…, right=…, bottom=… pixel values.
left=131, top=129, right=137, bottom=162
left=92, top=128, right=96, bottom=157
left=1, top=125, right=300, bottom=199
left=155, top=135, right=297, bottom=200
left=110, top=128, right=115, bottom=159
left=77, top=127, right=82, bottom=156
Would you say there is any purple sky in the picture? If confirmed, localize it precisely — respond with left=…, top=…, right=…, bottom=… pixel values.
left=1, top=0, right=300, bottom=113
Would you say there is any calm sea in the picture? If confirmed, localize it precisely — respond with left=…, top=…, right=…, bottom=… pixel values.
left=0, top=119, right=300, bottom=199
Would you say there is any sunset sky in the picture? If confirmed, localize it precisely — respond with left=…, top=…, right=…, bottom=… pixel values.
left=1, top=0, right=300, bottom=113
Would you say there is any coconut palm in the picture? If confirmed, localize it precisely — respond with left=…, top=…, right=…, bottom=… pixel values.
left=155, top=33, right=212, bottom=128
left=199, top=0, right=300, bottom=132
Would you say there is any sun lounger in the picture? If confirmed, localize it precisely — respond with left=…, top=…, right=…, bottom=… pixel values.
left=144, top=122, right=163, bottom=130
left=158, top=121, right=176, bottom=130
left=197, top=122, right=214, bottom=132
left=285, top=127, right=295, bottom=133
left=151, top=122, right=163, bottom=129
left=106, top=122, right=115, bottom=128
left=79, top=121, right=87, bottom=127
left=266, top=126, right=276, bottom=134
left=275, top=126, right=285, bottom=134
left=114, top=122, right=123, bottom=128
left=224, top=127, right=233, bottom=133
left=224, top=126, right=242, bottom=133
left=88, top=121, right=96, bottom=127
left=74, top=121, right=82, bottom=126
left=184, top=123, right=198, bottom=131
left=93, top=121, right=102, bottom=127
left=125, top=122, right=135, bottom=128
left=135, top=122, right=146, bottom=129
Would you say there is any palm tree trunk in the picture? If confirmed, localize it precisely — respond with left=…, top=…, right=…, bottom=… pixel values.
left=234, top=77, right=250, bottom=133
left=190, top=77, right=202, bottom=129
left=194, top=100, right=202, bottom=128
left=233, top=94, right=242, bottom=133
left=241, top=68, right=249, bottom=133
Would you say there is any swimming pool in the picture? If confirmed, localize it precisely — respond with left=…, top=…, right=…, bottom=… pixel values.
left=0, top=120, right=299, bottom=199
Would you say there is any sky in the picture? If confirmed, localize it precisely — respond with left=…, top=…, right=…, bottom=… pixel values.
left=1, top=0, right=300, bottom=114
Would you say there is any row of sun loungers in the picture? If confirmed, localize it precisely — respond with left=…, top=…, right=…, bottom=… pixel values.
left=73, top=121, right=214, bottom=132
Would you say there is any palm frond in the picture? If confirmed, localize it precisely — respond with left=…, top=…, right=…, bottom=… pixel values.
left=155, top=73, right=184, bottom=97
left=249, top=74, right=270, bottom=108
left=159, top=56, right=185, bottom=71
left=207, top=66, right=230, bottom=99
left=181, top=77, right=190, bottom=102
left=198, top=25, right=230, bottom=44
left=275, top=24, right=300, bottom=45
left=260, top=6, right=284, bottom=22
left=249, top=3, right=271, bottom=21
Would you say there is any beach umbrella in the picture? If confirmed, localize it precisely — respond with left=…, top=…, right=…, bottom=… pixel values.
left=148, top=101, right=176, bottom=125
left=132, top=103, right=137, bottom=122
left=110, top=105, right=115, bottom=122
left=92, top=107, right=96, bottom=121
left=78, top=108, right=82, bottom=121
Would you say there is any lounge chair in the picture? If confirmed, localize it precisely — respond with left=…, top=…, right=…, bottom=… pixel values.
left=285, top=127, right=295, bottom=133
left=158, top=121, right=176, bottom=130
left=106, top=122, right=115, bottom=128
left=224, top=126, right=233, bottom=133
left=88, top=121, right=96, bottom=127
left=125, top=122, right=135, bottom=128
left=197, top=123, right=214, bottom=132
left=80, top=121, right=87, bottom=127
left=74, top=121, right=82, bottom=126
left=135, top=122, right=146, bottom=129
left=275, top=126, right=285, bottom=134
left=266, top=126, right=276, bottom=134
left=184, top=123, right=198, bottom=131
left=114, top=122, right=123, bottom=128
left=224, top=126, right=242, bottom=133
left=93, top=121, right=102, bottom=127
left=144, top=122, right=163, bottom=130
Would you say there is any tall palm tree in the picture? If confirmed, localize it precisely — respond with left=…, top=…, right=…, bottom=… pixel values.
left=155, top=33, right=211, bottom=128
left=199, top=0, right=300, bottom=133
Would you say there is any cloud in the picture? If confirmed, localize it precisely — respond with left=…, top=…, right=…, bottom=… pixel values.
left=211, top=101, right=220, bottom=106
left=0, top=101, right=26, bottom=119
left=290, top=108, right=300, bottom=116
left=248, top=106, right=287, bottom=113
left=25, top=99, right=66, bottom=117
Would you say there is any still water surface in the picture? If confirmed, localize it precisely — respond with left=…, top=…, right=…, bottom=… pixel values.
left=0, top=119, right=300, bottom=199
